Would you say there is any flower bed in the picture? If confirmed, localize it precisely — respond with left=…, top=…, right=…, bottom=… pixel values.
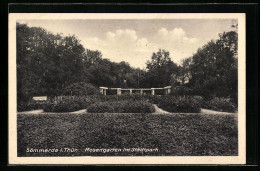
left=43, top=99, right=87, bottom=112
left=18, top=95, right=205, bottom=113
left=18, top=102, right=47, bottom=112
left=87, top=100, right=155, bottom=113
left=157, top=96, right=202, bottom=113
left=202, top=97, right=237, bottom=113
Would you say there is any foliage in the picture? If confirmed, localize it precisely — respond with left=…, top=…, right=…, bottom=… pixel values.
left=74, top=94, right=152, bottom=104
left=48, top=102, right=80, bottom=113
left=18, top=113, right=238, bottom=156
left=87, top=100, right=155, bottom=113
left=17, top=101, right=47, bottom=112
left=106, top=94, right=150, bottom=101
left=17, top=23, right=86, bottom=103
left=176, top=57, right=192, bottom=85
left=16, top=94, right=155, bottom=113
left=43, top=99, right=87, bottom=112
left=17, top=23, right=150, bottom=106
left=157, top=96, right=202, bottom=113
left=62, top=82, right=100, bottom=96
left=170, top=86, right=194, bottom=96
left=188, top=31, right=238, bottom=100
left=18, top=94, right=205, bottom=113
left=144, top=49, right=179, bottom=87
left=86, top=101, right=114, bottom=113
left=17, top=22, right=238, bottom=111
left=148, top=95, right=164, bottom=104
left=83, top=49, right=103, bottom=66
left=202, top=97, right=237, bottom=112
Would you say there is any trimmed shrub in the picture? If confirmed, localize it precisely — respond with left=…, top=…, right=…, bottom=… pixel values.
left=202, top=97, right=237, bottom=112
left=193, top=96, right=204, bottom=105
left=104, top=94, right=148, bottom=102
left=42, top=103, right=54, bottom=112
left=87, top=100, right=155, bottom=113
left=52, top=102, right=80, bottom=112
left=157, top=96, right=202, bottom=113
left=121, top=100, right=155, bottom=113
left=149, top=95, right=164, bottom=104
left=87, top=101, right=114, bottom=113
left=43, top=99, right=87, bottom=112
left=17, top=102, right=48, bottom=112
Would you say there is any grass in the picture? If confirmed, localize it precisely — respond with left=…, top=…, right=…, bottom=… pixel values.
left=17, top=113, right=238, bottom=156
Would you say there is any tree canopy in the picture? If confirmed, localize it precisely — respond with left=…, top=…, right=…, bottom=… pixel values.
left=17, top=23, right=150, bottom=102
left=145, top=49, right=178, bottom=87
left=183, top=31, right=238, bottom=100
left=17, top=23, right=238, bottom=103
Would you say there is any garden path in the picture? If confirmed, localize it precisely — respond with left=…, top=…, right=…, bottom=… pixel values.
left=200, top=108, right=237, bottom=115
left=152, top=105, right=237, bottom=115
left=17, top=107, right=237, bottom=115
left=152, top=104, right=170, bottom=114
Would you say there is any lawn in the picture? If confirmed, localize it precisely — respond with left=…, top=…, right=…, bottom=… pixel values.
left=17, top=113, right=238, bottom=156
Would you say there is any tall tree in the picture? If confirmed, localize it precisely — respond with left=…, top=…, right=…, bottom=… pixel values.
left=17, top=23, right=86, bottom=103
left=145, top=49, right=178, bottom=87
left=189, top=31, right=238, bottom=99
left=176, top=57, right=192, bottom=85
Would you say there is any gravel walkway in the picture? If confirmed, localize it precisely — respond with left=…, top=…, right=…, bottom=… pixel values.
left=17, top=109, right=87, bottom=114
left=152, top=105, right=237, bottom=115
left=17, top=107, right=237, bottom=115
left=201, top=108, right=237, bottom=115
left=152, top=104, right=169, bottom=114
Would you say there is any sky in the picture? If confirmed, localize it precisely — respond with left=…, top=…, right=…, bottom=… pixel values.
left=18, top=19, right=237, bottom=69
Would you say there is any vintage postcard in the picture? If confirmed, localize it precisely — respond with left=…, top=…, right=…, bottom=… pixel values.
left=9, top=13, right=246, bottom=165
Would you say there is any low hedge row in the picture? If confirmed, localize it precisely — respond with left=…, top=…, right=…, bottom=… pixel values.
left=17, top=94, right=176, bottom=112
left=157, top=96, right=202, bottom=113
left=87, top=100, right=155, bottom=113
left=18, top=99, right=88, bottom=113
left=43, top=99, right=87, bottom=112
left=18, top=95, right=149, bottom=112
left=17, top=102, right=46, bottom=112
left=202, top=97, right=237, bottom=113
left=66, top=94, right=150, bottom=105
left=18, top=95, right=237, bottom=113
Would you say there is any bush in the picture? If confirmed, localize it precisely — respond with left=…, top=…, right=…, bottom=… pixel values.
left=52, top=102, right=80, bottom=112
left=104, top=94, right=148, bottom=102
left=43, top=99, right=87, bottom=112
left=87, top=101, right=114, bottom=113
left=17, top=102, right=47, bottom=112
left=149, top=95, right=164, bottom=104
left=202, top=97, right=237, bottom=112
left=157, top=96, right=202, bottom=113
left=42, top=103, right=54, bottom=112
left=193, top=96, right=204, bottom=105
left=87, top=100, right=155, bottom=113
left=121, top=100, right=155, bottom=113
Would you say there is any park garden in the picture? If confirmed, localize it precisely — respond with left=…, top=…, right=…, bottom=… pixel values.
left=17, top=23, right=238, bottom=156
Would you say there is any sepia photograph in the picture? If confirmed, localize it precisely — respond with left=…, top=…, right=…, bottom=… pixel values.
left=8, top=13, right=246, bottom=165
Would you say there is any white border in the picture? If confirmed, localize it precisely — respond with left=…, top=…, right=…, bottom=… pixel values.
left=8, top=13, right=246, bottom=165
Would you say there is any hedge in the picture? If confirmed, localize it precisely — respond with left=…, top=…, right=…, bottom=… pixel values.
left=87, top=100, right=155, bottom=113
left=43, top=99, right=87, bottom=112
left=157, top=96, right=202, bottom=113
left=18, top=95, right=205, bottom=113
left=17, top=102, right=46, bottom=112
left=202, top=97, right=237, bottom=113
